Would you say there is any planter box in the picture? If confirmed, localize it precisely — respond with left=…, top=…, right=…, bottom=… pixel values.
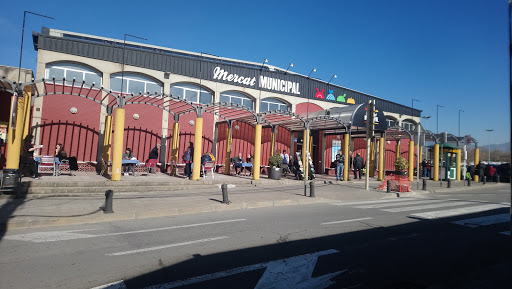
left=268, top=167, right=282, bottom=180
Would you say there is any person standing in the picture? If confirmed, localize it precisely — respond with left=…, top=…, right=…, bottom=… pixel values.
left=183, top=142, right=194, bottom=179
left=353, top=153, right=364, bottom=179
left=19, top=135, right=42, bottom=179
left=421, top=159, right=428, bottom=177
left=281, top=150, right=290, bottom=176
left=335, top=149, right=345, bottom=181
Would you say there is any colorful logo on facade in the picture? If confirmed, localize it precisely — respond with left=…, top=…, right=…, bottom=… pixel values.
left=315, top=88, right=325, bottom=99
left=346, top=98, right=355, bottom=104
left=336, top=93, right=346, bottom=103
left=326, top=90, right=335, bottom=100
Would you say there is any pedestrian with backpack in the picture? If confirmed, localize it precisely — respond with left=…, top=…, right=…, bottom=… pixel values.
left=183, top=142, right=194, bottom=179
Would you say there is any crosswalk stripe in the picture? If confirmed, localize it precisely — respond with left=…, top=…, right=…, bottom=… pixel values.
left=382, top=201, right=475, bottom=212
left=330, top=198, right=415, bottom=206
left=355, top=199, right=445, bottom=209
left=321, top=217, right=373, bottom=225
left=409, top=204, right=509, bottom=219
left=452, top=214, right=511, bottom=228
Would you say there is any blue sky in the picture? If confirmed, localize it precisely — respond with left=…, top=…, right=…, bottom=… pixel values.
left=0, top=0, right=509, bottom=145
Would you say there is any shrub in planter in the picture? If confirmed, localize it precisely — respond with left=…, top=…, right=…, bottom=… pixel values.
left=268, top=154, right=283, bottom=180
left=394, top=156, right=409, bottom=176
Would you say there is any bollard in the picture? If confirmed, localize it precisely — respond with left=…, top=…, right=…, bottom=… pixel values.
left=483, top=176, right=486, bottom=185
left=386, top=180, right=391, bottom=193
left=103, top=190, right=114, bottom=213
left=221, top=184, right=231, bottom=204
left=496, top=175, right=500, bottom=183
left=422, top=179, right=427, bottom=191
left=447, top=179, right=451, bottom=188
left=467, top=178, right=471, bottom=186
left=310, top=181, right=316, bottom=198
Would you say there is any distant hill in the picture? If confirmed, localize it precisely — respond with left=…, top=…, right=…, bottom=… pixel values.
left=489, top=142, right=511, bottom=152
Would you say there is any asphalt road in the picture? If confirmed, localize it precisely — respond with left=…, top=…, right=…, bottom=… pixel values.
left=0, top=185, right=510, bottom=289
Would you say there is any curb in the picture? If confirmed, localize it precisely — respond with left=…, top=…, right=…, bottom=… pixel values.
left=2, top=197, right=331, bottom=231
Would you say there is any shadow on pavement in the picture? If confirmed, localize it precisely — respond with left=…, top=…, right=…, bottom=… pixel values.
left=112, top=208, right=511, bottom=289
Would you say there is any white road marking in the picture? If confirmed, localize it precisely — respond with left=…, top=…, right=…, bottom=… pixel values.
left=322, top=217, right=373, bottom=225
left=90, top=280, right=127, bottom=289
left=382, top=201, right=475, bottom=212
left=330, top=198, right=415, bottom=206
left=452, top=214, right=511, bottom=228
left=409, top=204, right=509, bottom=219
left=355, top=199, right=445, bottom=209
left=500, top=231, right=511, bottom=236
left=139, top=249, right=345, bottom=289
left=106, top=236, right=229, bottom=256
left=5, top=219, right=246, bottom=243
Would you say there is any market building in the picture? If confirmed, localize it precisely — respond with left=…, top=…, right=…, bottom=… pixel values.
left=1, top=27, right=430, bottom=181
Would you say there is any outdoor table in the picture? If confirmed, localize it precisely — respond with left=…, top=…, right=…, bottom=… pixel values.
left=122, top=159, right=141, bottom=176
left=233, top=162, right=253, bottom=176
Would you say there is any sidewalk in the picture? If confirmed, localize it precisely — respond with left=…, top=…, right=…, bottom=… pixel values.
left=0, top=180, right=396, bottom=231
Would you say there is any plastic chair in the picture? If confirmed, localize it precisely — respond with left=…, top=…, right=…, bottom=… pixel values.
left=100, top=157, right=112, bottom=176
left=146, top=159, right=158, bottom=174
left=202, top=161, right=215, bottom=179
left=38, top=156, right=56, bottom=176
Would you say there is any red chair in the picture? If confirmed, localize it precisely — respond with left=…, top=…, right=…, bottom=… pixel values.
left=146, top=159, right=157, bottom=174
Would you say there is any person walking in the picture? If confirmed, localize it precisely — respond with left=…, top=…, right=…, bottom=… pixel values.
left=353, top=153, right=364, bottom=179
left=335, top=149, right=345, bottom=181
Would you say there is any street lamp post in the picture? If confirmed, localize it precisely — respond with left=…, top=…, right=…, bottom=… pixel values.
left=285, top=63, right=293, bottom=74
left=486, top=129, right=493, bottom=163
left=458, top=109, right=464, bottom=137
left=327, top=74, right=337, bottom=85
left=121, top=34, right=148, bottom=97
left=436, top=105, right=444, bottom=134
left=412, top=99, right=420, bottom=118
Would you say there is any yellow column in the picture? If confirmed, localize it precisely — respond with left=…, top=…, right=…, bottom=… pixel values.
left=224, top=125, right=232, bottom=175
left=270, top=129, right=276, bottom=156
left=303, top=129, right=310, bottom=181
left=378, top=137, right=384, bottom=181
left=473, top=148, right=479, bottom=182
left=456, top=149, right=461, bottom=182
left=369, top=140, right=375, bottom=177
left=102, top=115, right=113, bottom=175
left=395, top=141, right=401, bottom=163
left=171, top=122, right=180, bottom=163
left=22, top=86, right=32, bottom=140
left=111, top=108, right=125, bottom=181
left=408, top=140, right=414, bottom=181
left=419, top=146, right=423, bottom=165
left=191, top=118, right=203, bottom=180
left=5, top=95, right=25, bottom=169
left=433, top=143, right=439, bottom=181
left=343, top=134, right=349, bottom=181
left=252, top=124, right=262, bottom=180
left=309, top=135, right=313, bottom=155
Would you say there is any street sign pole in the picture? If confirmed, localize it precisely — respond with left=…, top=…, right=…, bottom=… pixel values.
left=365, top=100, right=375, bottom=190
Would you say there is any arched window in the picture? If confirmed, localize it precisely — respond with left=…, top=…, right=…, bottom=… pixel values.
left=386, top=117, right=397, bottom=128
left=110, top=73, right=162, bottom=94
left=45, top=63, right=102, bottom=86
left=401, top=120, right=416, bottom=132
left=260, top=98, right=289, bottom=112
left=220, top=91, right=254, bottom=109
left=171, top=83, right=212, bottom=104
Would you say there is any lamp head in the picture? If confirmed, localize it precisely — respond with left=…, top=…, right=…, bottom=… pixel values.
left=290, top=63, right=293, bottom=67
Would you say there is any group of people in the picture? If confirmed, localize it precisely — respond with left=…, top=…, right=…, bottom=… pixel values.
left=18, top=135, right=73, bottom=179
left=421, top=159, right=432, bottom=178
left=230, top=152, right=253, bottom=176
left=332, top=150, right=365, bottom=181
